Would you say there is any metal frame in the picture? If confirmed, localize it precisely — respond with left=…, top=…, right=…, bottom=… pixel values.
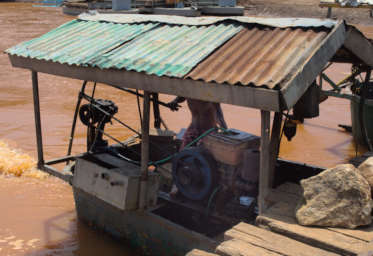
left=19, top=19, right=373, bottom=213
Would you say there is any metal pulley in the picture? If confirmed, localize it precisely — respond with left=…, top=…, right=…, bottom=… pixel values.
left=79, top=99, right=118, bottom=151
left=172, top=148, right=217, bottom=201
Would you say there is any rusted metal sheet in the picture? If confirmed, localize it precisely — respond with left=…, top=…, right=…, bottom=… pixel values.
left=187, top=26, right=329, bottom=89
left=79, top=12, right=338, bottom=28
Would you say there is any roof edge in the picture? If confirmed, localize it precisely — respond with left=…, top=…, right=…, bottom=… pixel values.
left=280, top=21, right=347, bottom=110
left=8, top=55, right=281, bottom=112
left=79, top=12, right=339, bottom=28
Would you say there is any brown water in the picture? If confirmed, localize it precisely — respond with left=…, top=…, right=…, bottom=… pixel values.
left=0, top=2, right=369, bottom=255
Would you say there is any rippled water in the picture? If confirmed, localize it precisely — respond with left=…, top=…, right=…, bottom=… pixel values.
left=0, top=2, right=368, bottom=255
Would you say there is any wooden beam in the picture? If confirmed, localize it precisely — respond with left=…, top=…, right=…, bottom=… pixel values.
left=281, top=21, right=346, bottom=110
left=344, top=26, right=373, bottom=68
left=8, top=56, right=281, bottom=112
left=268, top=112, right=283, bottom=188
left=259, top=110, right=271, bottom=214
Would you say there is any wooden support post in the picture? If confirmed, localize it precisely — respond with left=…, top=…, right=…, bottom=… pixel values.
left=31, top=71, right=44, bottom=169
left=268, top=112, right=283, bottom=189
left=139, top=91, right=151, bottom=210
left=259, top=110, right=271, bottom=214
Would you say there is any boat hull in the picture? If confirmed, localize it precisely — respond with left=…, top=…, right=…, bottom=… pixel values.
left=73, top=187, right=217, bottom=256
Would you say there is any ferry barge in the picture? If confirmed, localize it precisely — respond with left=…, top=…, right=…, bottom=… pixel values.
left=6, top=14, right=373, bottom=255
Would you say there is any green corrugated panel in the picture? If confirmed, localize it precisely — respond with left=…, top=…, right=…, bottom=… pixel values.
left=6, top=19, right=242, bottom=78
left=6, top=20, right=159, bottom=66
left=91, top=23, right=242, bottom=77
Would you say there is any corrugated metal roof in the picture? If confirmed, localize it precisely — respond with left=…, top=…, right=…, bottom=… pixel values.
left=187, top=27, right=328, bottom=89
left=91, top=23, right=242, bottom=77
left=6, top=20, right=158, bottom=66
left=6, top=19, right=242, bottom=78
left=80, top=12, right=338, bottom=28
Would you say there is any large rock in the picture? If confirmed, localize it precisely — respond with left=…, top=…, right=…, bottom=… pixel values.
left=358, top=157, right=373, bottom=192
left=296, top=164, right=372, bottom=229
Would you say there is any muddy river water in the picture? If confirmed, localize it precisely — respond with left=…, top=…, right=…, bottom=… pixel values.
left=0, top=3, right=370, bottom=255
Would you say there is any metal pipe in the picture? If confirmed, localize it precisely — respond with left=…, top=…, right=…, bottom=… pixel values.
left=32, top=71, right=44, bottom=169
left=66, top=81, right=87, bottom=161
left=139, top=91, right=151, bottom=210
left=111, top=86, right=171, bottom=109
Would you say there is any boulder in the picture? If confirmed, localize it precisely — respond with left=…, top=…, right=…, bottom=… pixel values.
left=296, top=164, right=372, bottom=229
left=358, top=157, right=373, bottom=192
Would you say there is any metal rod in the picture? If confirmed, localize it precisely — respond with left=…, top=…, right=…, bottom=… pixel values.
left=45, top=155, right=81, bottom=165
left=66, top=81, right=87, bottom=161
left=81, top=93, right=141, bottom=135
left=139, top=91, right=151, bottom=210
left=152, top=93, right=161, bottom=129
left=43, top=164, right=72, bottom=183
left=360, top=69, right=373, bottom=151
left=32, top=71, right=44, bottom=169
left=111, top=86, right=171, bottom=109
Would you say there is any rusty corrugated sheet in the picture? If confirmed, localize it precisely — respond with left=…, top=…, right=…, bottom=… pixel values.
left=187, top=27, right=329, bottom=89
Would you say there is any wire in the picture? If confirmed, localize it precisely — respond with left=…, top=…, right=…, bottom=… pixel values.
left=206, top=186, right=220, bottom=216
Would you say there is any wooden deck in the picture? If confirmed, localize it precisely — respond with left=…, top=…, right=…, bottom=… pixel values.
left=186, top=183, right=373, bottom=256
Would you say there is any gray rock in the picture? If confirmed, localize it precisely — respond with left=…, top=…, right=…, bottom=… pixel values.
left=358, top=157, right=373, bottom=193
left=296, top=164, right=372, bottom=229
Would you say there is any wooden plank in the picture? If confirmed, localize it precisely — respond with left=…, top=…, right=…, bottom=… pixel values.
left=216, top=239, right=281, bottom=256
left=8, top=56, right=281, bottom=112
left=185, top=249, right=219, bottom=256
left=259, top=110, right=271, bottom=214
left=344, top=26, right=373, bottom=68
left=328, top=226, right=373, bottom=243
left=281, top=21, right=346, bottom=110
left=265, top=189, right=300, bottom=209
left=256, top=208, right=369, bottom=256
left=225, top=222, right=339, bottom=256
left=275, top=182, right=302, bottom=196
left=358, top=242, right=373, bottom=256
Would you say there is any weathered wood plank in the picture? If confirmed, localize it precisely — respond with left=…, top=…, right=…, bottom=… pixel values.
left=185, top=249, right=219, bottom=256
left=268, top=112, right=282, bottom=190
left=275, top=182, right=302, bottom=196
left=216, top=239, right=281, bottom=256
left=358, top=242, right=373, bottom=256
left=266, top=188, right=301, bottom=208
left=256, top=209, right=369, bottom=256
left=328, top=226, right=373, bottom=243
left=8, top=56, right=281, bottom=112
left=226, top=222, right=338, bottom=256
